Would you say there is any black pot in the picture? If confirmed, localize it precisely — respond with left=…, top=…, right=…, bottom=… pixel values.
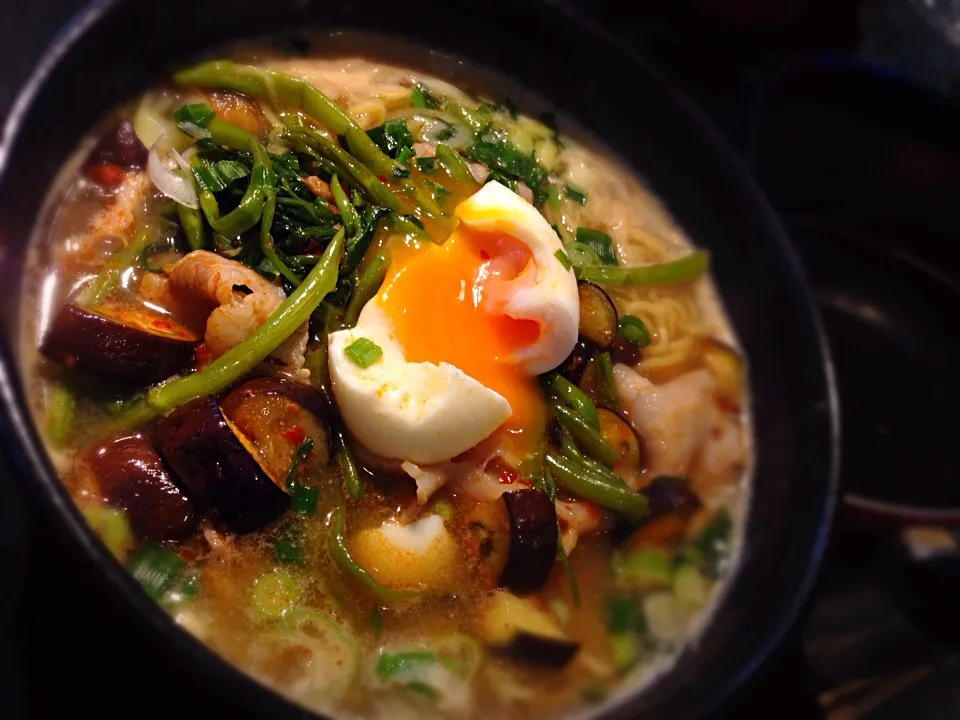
left=0, top=1, right=839, bottom=717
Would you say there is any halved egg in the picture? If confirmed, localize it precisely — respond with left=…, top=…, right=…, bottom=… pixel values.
left=328, top=181, right=579, bottom=465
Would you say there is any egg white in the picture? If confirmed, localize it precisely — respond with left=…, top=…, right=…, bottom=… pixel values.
left=328, top=181, right=578, bottom=465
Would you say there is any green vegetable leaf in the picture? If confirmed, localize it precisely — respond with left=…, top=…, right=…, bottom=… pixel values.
left=367, top=118, right=415, bottom=159
left=345, top=337, right=383, bottom=368
left=284, top=438, right=315, bottom=487
left=411, top=83, right=442, bottom=109
left=465, top=137, right=547, bottom=195
left=416, top=157, right=437, bottom=174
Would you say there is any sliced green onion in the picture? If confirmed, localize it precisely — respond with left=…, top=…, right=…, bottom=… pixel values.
left=575, top=227, right=616, bottom=265
left=173, top=102, right=215, bottom=128
left=46, top=380, right=75, bottom=447
left=580, top=251, right=709, bottom=287
left=344, top=337, right=382, bottom=368
left=564, top=185, right=587, bottom=205
left=80, top=504, right=132, bottom=560
left=128, top=543, right=184, bottom=600
left=563, top=241, right=603, bottom=270
left=284, top=437, right=314, bottom=487
left=376, top=651, right=436, bottom=679
left=251, top=569, right=301, bottom=620
left=618, top=315, right=650, bottom=348
left=425, top=496, right=454, bottom=522
left=554, top=249, right=572, bottom=271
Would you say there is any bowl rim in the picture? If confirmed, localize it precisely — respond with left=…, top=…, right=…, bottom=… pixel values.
left=0, top=1, right=841, bottom=717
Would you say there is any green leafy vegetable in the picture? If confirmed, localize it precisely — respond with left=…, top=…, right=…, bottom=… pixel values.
left=345, top=337, right=382, bottom=368
left=367, top=118, right=415, bottom=159
left=416, top=157, right=437, bottom=173
left=411, top=84, right=442, bottom=109
left=465, top=137, right=547, bottom=197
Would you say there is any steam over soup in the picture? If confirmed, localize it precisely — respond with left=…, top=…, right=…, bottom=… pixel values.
left=22, top=44, right=750, bottom=720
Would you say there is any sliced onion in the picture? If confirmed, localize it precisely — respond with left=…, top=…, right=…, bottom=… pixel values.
left=148, top=136, right=198, bottom=209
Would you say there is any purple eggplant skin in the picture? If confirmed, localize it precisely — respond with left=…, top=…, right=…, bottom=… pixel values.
left=89, top=434, right=200, bottom=542
left=496, top=632, right=581, bottom=670
left=221, top=376, right=332, bottom=469
left=642, top=476, right=701, bottom=517
left=154, top=397, right=289, bottom=534
left=88, top=118, right=148, bottom=169
left=498, top=489, right=558, bottom=594
left=40, top=304, right=198, bottom=386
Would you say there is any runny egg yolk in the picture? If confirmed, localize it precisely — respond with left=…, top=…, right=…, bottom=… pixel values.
left=378, top=227, right=547, bottom=454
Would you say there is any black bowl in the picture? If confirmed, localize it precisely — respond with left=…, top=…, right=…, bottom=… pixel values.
left=0, top=1, right=839, bottom=717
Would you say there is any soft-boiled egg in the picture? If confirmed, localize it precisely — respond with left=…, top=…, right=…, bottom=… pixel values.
left=328, top=181, right=579, bottom=465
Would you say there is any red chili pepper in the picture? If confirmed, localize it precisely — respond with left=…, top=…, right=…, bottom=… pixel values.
left=499, top=468, right=518, bottom=485
left=194, top=343, right=213, bottom=369
left=376, top=174, right=387, bottom=182
left=282, top=426, right=306, bottom=444
left=87, top=163, right=126, bottom=187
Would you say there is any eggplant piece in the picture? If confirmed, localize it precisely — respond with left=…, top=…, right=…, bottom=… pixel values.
left=88, top=118, right=148, bottom=169
left=220, top=377, right=331, bottom=480
left=642, top=476, right=701, bottom=517
left=499, top=489, right=558, bottom=593
left=577, top=282, right=618, bottom=349
left=89, top=434, right=199, bottom=542
left=559, top=338, right=599, bottom=385
left=154, top=396, right=289, bottom=533
left=481, top=591, right=580, bottom=669
left=466, top=489, right=558, bottom=594
left=41, top=304, right=198, bottom=385
left=597, top=408, right=641, bottom=474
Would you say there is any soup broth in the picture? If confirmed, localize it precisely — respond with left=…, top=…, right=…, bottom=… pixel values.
left=21, top=39, right=750, bottom=720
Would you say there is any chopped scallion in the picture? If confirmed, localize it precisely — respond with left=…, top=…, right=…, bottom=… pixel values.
left=127, top=543, right=184, bottom=600
left=575, top=227, right=617, bottom=265
left=173, top=102, right=215, bottom=128
left=618, top=315, right=650, bottom=348
left=344, top=337, right=383, bottom=368
left=554, top=249, right=572, bottom=271
left=564, top=185, right=587, bottom=205
left=411, top=84, right=442, bottom=109
left=377, top=651, right=436, bottom=679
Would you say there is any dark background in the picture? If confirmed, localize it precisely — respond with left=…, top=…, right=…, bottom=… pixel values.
left=3, top=1, right=960, bottom=718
